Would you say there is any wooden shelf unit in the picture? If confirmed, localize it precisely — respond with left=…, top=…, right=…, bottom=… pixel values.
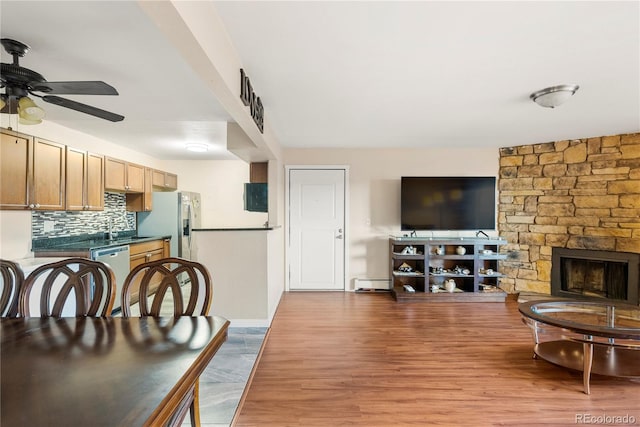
left=389, top=237, right=508, bottom=302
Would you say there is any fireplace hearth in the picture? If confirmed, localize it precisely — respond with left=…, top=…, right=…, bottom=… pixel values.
left=551, top=248, right=640, bottom=306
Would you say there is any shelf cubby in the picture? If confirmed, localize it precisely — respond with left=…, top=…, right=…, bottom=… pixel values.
left=389, top=236, right=508, bottom=302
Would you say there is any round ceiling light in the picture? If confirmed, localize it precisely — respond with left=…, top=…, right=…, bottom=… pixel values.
left=186, top=143, right=209, bottom=153
left=530, top=84, right=579, bottom=108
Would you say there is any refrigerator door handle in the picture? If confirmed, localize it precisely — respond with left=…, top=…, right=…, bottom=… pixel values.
left=187, top=203, right=192, bottom=250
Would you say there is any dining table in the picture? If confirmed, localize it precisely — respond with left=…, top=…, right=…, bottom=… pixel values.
left=1, top=315, right=229, bottom=426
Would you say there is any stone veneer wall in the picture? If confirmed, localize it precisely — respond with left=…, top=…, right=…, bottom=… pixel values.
left=498, top=132, right=640, bottom=294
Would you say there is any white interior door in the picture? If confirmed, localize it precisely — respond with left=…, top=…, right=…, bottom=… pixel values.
left=289, top=168, right=345, bottom=290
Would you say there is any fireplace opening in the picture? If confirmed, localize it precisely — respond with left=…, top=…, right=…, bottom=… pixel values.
left=551, top=248, right=640, bottom=305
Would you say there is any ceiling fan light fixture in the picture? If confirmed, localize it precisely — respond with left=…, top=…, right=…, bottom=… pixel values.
left=530, top=84, right=579, bottom=108
left=17, top=96, right=46, bottom=120
left=18, top=116, right=43, bottom=125
left=186, top=143, right=209, bottom=153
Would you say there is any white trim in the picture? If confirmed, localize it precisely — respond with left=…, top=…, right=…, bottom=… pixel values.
left=284, top=165, right=350, bottom=292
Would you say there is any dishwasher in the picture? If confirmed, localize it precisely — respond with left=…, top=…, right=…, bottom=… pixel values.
left=91, top=245, right=130, bottom=313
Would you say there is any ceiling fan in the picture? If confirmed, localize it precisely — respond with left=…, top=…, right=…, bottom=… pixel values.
left=0, top=38, right=124, bottom=123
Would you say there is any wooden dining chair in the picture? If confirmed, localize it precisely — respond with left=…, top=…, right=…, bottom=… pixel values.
left=1, top=259, right=25, bottom=317
left=120, top=257, right=213, bottom=317
left=19, top=258, right=116, bottom=317
left=120, top=257, right=214, bottom=427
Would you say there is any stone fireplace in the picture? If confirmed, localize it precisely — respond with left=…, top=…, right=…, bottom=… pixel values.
left=497, top=132, right=640, bottom=297
left=551, top=248, right=639, bottom=305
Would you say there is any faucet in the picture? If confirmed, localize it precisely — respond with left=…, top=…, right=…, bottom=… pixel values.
left=106, top=218, right=118, bottom=240
left=107, top=219, right=113, bottom=240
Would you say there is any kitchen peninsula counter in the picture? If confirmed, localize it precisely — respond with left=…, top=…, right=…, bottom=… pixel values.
left=193, top=227, right=284, bottom=327
left=193, top=226, right=280, bottom=232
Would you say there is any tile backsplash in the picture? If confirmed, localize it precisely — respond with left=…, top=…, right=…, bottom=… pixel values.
left=32, top=193, right=135, bottom=239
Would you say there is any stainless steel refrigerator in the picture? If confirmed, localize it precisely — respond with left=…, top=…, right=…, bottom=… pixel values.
left=136, top=191, right=201, bottom=260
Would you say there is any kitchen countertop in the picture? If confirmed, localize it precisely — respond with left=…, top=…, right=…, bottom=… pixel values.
left=32, top=234, right=171, bottom=253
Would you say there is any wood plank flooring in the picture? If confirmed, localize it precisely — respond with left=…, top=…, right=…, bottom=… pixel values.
left=234, top=292, right=639, bottom=426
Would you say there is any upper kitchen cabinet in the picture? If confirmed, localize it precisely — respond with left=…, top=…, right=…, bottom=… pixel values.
left=104, top=157, right=145, bottom=193
left=152, top=169, right=178, bottom=191
left=126, top=167, right=153, bottom=212
left=1, top=129, right=31, bottom=209
left=1, top=129, right=65, bottom=210
left=249, top=162, right=268, bottom=183
left=66, top=147, right=104, bottom=211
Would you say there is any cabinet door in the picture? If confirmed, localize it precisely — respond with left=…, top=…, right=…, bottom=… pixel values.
left=152, top=169, right=165, bottom=187
left=164, top=173, right=178, bottom=191
left=152, top=169, right=178, bottom=191
left=65, top=147, right=86, bottom=211
left=33, top=138, right=65, bottom=210
left=85, top=153, right=104, bottom=210
left=125, top=167, right=152, bottom=212
left=126, top=163, right=145, bottom=193
left=105, top=157, right=127, bottom=191
left=0, top=130, right=31, bottom=209
left=250, top=162, right=268, bottom=183
left=66, top=149, right=104, bottom=211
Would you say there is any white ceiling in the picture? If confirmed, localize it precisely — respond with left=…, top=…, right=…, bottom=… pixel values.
left=0, top=1, right=236, bottom=160
left=1, top=1, right=639, bottom=159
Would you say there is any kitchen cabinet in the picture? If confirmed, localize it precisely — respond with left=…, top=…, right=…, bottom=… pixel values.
left=33, top=137, right=66, bottom=210
left=126, top=167, right=153, bottom=212
left=152, top=169, right=178, bottom=191
left=0, top=129, right=65, bottom=210
left=130, top=239, right=166, bottom=269
left=104, top=157, right=145, bottom=193
left=249, top=162, right=268, bottom=183
left=66, top=147, right=104, bottom=211
left=1, top=129, right=31, bottom=209
left=127, top=239, right=170, bottom=305
left=2, top=128, right=180, bottom=211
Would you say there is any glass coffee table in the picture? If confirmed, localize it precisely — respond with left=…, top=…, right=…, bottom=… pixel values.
left=519, top=300, right=640, bottom=394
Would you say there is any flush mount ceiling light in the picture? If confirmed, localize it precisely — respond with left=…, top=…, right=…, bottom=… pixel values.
left=186, top=143, right=209, bottom=153
left=530, top=84, right=580, bottom=108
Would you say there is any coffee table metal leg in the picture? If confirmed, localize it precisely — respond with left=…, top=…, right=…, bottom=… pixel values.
left=583, top=341, right=593, bottom=395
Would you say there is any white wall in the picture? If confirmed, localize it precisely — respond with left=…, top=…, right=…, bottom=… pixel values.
left=194, top=230, right=270, bottom=325
left=171, top=159, right=268, bottom=228
left=283, top=147, right=500, bottom=289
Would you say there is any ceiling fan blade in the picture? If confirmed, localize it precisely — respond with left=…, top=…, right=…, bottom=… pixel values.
left=42, top=95, right=124, bottom=122
left=31, top=81, right=119, bottom=95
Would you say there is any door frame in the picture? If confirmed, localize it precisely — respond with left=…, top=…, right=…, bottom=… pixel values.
left=285, top=165, right=350, bottom=292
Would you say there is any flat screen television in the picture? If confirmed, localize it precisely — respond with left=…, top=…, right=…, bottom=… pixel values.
left=401, top=176, right=496, bottom=231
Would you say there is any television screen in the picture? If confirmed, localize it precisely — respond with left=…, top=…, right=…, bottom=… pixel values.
left=401, top=176, right=496, bottom=231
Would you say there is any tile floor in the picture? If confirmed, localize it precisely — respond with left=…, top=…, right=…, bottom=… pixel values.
left=194, top=327, right=267, bottom=427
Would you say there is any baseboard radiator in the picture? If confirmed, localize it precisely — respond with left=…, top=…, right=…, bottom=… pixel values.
left=354, top=278, right=391, bottom=292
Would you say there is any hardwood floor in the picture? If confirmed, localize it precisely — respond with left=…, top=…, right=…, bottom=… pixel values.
left=234, top=292, right=639, bottom=426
